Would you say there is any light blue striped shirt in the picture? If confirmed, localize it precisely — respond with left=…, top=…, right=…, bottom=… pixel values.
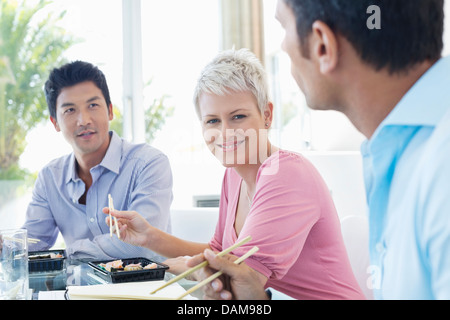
left=362, top=56, right=450, bottom=299
left=23, top=131, right=173, bottom=260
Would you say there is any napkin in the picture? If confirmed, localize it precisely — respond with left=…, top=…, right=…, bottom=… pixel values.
left=67, top=280, right=196, bottom=300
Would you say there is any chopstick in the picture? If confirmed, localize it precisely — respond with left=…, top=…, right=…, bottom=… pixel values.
left=108, top=194, right=121, bottom=239
left=150, top=235, right=252, bottom=295
left=176, top=246, right=259, bottom=300
left=108, top=194, right=113, bottom=237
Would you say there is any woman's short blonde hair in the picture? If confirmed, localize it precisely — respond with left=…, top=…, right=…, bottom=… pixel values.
left=193, top=48, right=270, bottom=119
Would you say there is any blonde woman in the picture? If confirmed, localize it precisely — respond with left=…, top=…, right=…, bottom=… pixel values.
left=105, top=49, right=364, bottom=300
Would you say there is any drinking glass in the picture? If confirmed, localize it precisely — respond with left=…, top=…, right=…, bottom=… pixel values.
left=0, top=229, right=29, bottom=300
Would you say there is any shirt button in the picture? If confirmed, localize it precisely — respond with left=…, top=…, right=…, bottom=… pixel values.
left=90, top=218, right=95, bottom=223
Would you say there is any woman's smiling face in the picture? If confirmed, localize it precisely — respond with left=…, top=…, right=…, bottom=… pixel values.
left=199, top=90, right=272, bottom=167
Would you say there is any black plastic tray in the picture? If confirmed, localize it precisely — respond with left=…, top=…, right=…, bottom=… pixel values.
left=88, top=258, right=169, bottom=283
left=28, top=250, right=66, bottom=272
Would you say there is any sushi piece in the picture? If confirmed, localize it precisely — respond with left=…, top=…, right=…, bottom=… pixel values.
left=124, top=263, right=143, bottom=271
left=143, top=262, right=158, bottom=269
left=99, top=259, right=123, bottom=272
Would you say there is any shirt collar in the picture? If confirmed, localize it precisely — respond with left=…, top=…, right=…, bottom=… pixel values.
left=65, top=131, right=122, bottom=184
left=100, top=131, right=122, bottom=175
left=380, top=55, right=450, bottom=128
left=362, top=56, right=450, bottom=154
left=66, top=153, right=79, bottom=184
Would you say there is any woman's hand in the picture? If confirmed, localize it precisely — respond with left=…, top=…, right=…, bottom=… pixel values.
left=102, top=208, right=152, bottom=248
left=163, top=256, right=197, bottom=280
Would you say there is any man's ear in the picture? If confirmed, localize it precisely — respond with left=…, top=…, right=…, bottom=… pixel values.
left=108, top=103, right=114, bottom=121
left=50, top=116, right=60, bottom=132
left=310, top=21, right=339, bottom=74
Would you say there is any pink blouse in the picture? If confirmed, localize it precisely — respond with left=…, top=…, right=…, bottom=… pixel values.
left=209, top=150, right=365, bottom=300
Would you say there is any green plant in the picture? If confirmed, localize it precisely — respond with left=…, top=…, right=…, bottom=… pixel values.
left=145, top=93, right=174, bottom=143
left=0, top=0, right=75, bottom=180
left=109, top=105, right=123, bottom=137
left=110, top=80, right=174, bottom=144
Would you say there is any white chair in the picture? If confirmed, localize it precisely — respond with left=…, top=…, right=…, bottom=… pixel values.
left=170, top=208, right=219, bottom=243
left=340, top=215, right=374, bottom=299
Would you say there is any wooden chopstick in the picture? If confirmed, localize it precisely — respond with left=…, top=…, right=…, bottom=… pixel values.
left=176, top=246, right=259, bottom=300
left=150, top=235, right=252, bottom=295
left=108, top=194, right=121, bottom=239
left=108, top=194, right=113, bottom=237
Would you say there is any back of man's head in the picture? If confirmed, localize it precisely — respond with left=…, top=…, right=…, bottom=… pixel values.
left=283, top=0, right=444, bottom=74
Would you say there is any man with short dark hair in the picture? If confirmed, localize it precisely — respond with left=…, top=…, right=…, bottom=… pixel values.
left=190, top=0, right=450, bottom=299
left=23, top=61, right=173, bottom=260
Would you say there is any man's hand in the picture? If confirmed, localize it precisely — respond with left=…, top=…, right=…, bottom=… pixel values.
left=187, top=249, right=269, bottom=300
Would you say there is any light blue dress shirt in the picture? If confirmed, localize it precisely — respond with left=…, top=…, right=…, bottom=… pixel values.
left=23, top=131, right=173, bottom=260
left=361, top=56, right=450, bottom=299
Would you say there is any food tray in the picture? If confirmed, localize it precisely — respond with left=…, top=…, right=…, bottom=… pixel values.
left=28, top=250, right=66, bottom=272
left=88, top=258, right=169, bottom=283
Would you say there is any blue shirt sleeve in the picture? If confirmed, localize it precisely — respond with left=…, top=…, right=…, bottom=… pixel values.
left=23, top=169, right=60, bottom=251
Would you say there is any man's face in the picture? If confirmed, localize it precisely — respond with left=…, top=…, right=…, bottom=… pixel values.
left=276, top=0, right=328, bottom=110
left=51, top=81, right=113, bottom=159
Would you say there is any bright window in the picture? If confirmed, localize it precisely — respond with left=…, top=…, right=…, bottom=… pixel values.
left=140, top=0, right=223, bottom=208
